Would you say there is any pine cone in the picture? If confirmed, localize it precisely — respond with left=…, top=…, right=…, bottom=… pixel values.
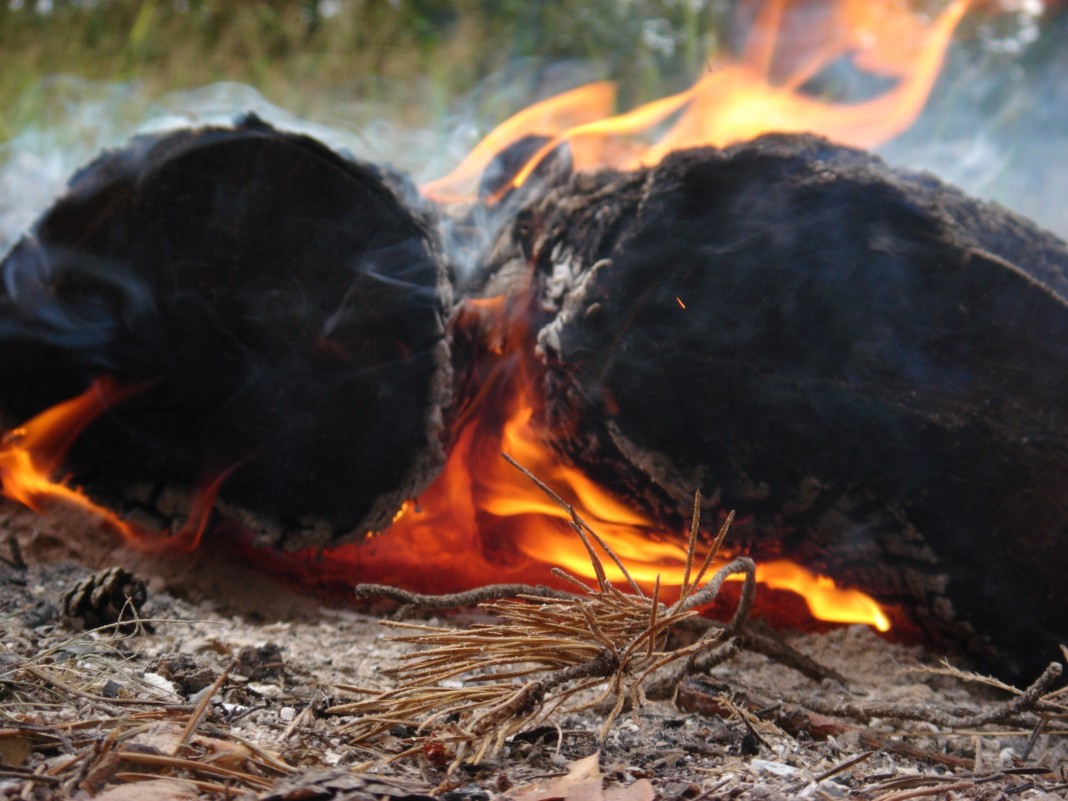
left=60, top=566, right=148, bottom=633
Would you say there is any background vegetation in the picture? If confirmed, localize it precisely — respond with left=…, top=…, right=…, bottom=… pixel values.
left=0, top=0, right=739, bottom=143
left=0, top=1, right=1065, bottom=236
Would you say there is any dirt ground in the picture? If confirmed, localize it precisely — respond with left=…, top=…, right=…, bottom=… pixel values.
left=1, top=503, right=1066, bottom=800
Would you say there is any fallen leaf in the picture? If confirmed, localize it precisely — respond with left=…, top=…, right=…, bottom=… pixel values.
left=0, top=735, right=31, bottom=767
left=509, top=752, right=604, bottom=801
left=604, top=779, right=655, bottom=801
left=93, top=778, right=200, bottom=801
left=507, top=752, right=652, bottom=801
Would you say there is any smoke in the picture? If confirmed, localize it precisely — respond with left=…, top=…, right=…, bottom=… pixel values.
left=0, top=79, right=372, bottom=258
left=1, top=6, right=1066, bottom=263
left=878, top=6, right=1068, bottom=240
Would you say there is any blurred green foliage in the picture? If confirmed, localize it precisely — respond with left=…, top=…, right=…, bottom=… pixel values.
left=0, top=0, right=735, bottom=142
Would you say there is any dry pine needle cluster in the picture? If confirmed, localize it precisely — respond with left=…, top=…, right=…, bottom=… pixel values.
left=335, top=455, right=755, bottom=768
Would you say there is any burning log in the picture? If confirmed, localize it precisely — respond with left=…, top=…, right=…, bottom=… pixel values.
left=511, top=132, right=1068, bottom=677
left=3, top=117, right=1067, bottom=678
left=0, top=118, right=452, bottom=549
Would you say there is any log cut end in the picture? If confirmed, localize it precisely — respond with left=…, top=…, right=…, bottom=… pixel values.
left=0, top=118, right=453, bottom=549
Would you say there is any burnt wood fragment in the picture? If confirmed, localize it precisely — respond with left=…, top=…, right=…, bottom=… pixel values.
left=0, top=118, right=452, bottom=549
left=518, top=134, right=1068, bottom=677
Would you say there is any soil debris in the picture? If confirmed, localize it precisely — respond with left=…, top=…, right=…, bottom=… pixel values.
left=1, top=504, right=1066, bottom=799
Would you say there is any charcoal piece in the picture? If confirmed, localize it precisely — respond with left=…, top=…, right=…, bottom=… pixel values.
left=0, top=118, right=452, bottom=548
left=234, top=642, right=285, bottom=682
left=522, top=134, right=1068, bottom=677
left=150, top=653, right=216, bottom=696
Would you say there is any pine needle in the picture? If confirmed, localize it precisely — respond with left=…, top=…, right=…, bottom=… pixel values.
left=345, top=455, right=754, bottom=767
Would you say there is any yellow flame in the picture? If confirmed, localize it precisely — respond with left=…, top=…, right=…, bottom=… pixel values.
left=424, top=0, right=971, bottom=203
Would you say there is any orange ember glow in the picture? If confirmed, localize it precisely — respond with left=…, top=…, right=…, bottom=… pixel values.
left=0, top=0, right=988, bottom=635
left=423, top=0, right=971, bottom=204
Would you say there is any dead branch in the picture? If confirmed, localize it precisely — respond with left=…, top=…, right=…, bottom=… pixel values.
left=794, top=661, right=1064, bottom=728
left=737, top=627, right=847, bottom=685
left=342, top=456, right=766, bottom=766
left=345, top=456, right=1067, bottom=774
left=353, top=583, right=575, bottom=618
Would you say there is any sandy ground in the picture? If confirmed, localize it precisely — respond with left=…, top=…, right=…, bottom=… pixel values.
left=1, top=502, right=1066, bottom=800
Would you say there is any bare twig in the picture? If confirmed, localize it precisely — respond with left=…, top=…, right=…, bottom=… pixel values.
left=353, top=583, right=574, bottom=618
left=174, top=657, right=235, bottom=754
left=795, top=662, right=1063, bottom=728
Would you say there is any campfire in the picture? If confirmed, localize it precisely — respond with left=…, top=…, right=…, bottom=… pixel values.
left=1, top=1, right=1067, bottom=798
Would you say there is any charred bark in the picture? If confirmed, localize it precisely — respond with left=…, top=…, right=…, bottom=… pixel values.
left=3, top=119, right=1068, bottom=678
left=513, top=134, right=1068, bottom=677
left=0, top=118, right=452, bottom=549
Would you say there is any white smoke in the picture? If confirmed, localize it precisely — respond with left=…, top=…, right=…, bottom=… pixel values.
left=2, top=10, right=1065, bottom=258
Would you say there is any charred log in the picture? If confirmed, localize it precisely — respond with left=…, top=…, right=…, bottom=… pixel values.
left=3, top=118, right=1068, bottom=679
left=0, top=118, right=452, bottom=549
left=516, top=134, right=1068, bottom=677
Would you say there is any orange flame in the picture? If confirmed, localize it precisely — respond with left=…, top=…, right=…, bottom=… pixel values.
left=423, top=0, right=971, bottom=204
left=0, top=377, right=140, bottom=524
left=0, top=379, right=229, bottom=552
left=0, top=0, right=989, bottom=634
left=258, top=296, right=890, bottom=632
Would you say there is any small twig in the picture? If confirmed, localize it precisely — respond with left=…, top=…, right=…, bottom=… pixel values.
left=1021, top=715, right=1050, bottom=762
left=354, top=583, right=573, bottom=618
left=812, top=749, right=878, bottom=783
left=114, top=750, right=275, bottom=790
left=504, top=453, right=644, bottom=597
left=858, top=731, right=973, bottom=770
left=797, top=662, right=1063, bottom=728
left=724, top=557, right=756, bottom=636
left=1, top=534, right=26, bottom=570
left=20, top=665, right=173, bottom=706
left=676, top=556, right=754, bottom=614
left=0, top=767, right=61, bottom=785
left=673, top=511, right=734, bottom=614
left=680, top=490, right=701, bottom=599
left=738, top=628, right=847, bottom=685
left=871, top=779, right=977, bottom=801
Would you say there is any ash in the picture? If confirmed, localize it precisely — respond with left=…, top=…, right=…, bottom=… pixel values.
left=1, top=504, right=1065, bottom=801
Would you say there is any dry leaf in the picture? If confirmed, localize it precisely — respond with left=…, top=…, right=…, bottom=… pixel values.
left=509, top=752, right=603, bottom=801
left=93, top=778, right=200, bottom=801
left=0, top=734, right=31, bottom=767
left=507, top=752, right=651, bottom=801
left=604, top=779, right=655, bottom=801
left=189, top=733, right=256, bottom=769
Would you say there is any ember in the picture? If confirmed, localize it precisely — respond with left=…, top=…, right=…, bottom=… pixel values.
left=1, top=0, right=1066, bottom=680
